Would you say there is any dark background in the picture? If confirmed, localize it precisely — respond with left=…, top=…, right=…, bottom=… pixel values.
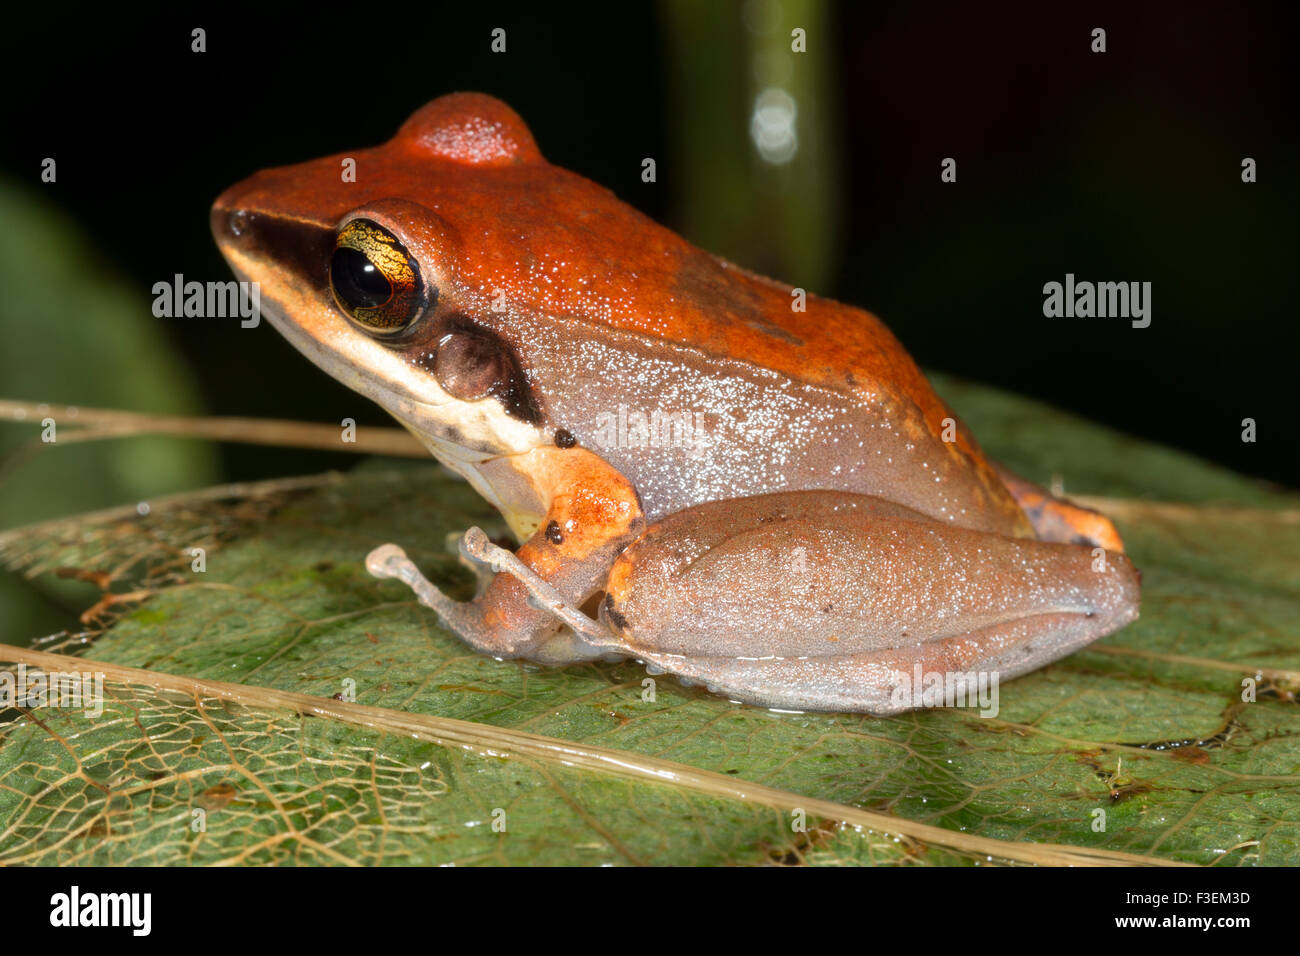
left=2, top=1, right=1295, bottom=488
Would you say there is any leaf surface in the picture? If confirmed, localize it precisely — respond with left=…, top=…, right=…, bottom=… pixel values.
left=1, top=378, right=1296, bottom=865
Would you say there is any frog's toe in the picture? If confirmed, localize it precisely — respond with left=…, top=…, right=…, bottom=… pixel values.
left=993, top=463, right=1126, bottom=552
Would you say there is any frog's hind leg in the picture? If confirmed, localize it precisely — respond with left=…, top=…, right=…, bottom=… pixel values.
left=992, top=462, right=1126, bottom=552
left=597, top=490, right=1141, bottom=715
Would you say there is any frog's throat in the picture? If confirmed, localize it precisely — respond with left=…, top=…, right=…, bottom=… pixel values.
left=226, top=259, right=552, bottom=541
left=285, top=318, right=549, bottom=541
left=406, top=427, right=546, bottom=543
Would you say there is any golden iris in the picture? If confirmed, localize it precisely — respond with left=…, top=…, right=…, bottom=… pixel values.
left=329, top=219, right=426, bottom=333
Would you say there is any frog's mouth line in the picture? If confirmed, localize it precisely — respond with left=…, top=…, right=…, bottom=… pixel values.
left=222, top=251, right=542, bottom=450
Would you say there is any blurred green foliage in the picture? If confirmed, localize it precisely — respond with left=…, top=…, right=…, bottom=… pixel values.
left=0, top=182, right=218, bottom=638
left=663, top=0, right=839, bottom=289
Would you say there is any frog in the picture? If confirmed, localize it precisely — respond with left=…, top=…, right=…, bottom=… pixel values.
left=211, top=92, right=1140, bottom=715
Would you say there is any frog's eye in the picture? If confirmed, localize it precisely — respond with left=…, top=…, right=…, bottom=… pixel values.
left=330, top=219, right=431, bottom=334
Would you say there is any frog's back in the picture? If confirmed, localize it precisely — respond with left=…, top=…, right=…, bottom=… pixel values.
left=380, top=95, right=979, bottom=445
left=407, top=161, right=1026, bottom=534
left=448, top=160, right=1029, bottom=536
left=475, top=163, right=1028, bottom=535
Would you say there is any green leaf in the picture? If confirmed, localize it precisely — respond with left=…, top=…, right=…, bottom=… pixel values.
left=0, top=379, right=1296, bottom=865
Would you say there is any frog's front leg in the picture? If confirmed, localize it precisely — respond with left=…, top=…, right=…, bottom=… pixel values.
left=368, top=448, right=643, bottom=661
left=461, top=490, right=1140, bottom=715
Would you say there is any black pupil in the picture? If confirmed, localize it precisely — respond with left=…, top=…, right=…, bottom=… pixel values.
left=331, top=247, right=391, bottom=309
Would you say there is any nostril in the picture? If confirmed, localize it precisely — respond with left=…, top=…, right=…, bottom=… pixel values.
left=224, top=208, right=251, bottom=239
left=210, top=203, right=254, bottom=244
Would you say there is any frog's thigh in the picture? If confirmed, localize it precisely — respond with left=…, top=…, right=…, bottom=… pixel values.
left=601, top=491, right=1140, bottom=714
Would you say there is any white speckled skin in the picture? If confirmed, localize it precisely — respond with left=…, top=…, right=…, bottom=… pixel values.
left=503, top=317, right=1020, bottom=533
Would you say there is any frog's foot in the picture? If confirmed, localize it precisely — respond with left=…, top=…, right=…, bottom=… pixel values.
left=992, top=463, right=1125, bottom=552
left=366, top=542, right=489, bottom=640
left=370, top=453, right=644, bottom=661
left=447, top=530, right=495, bottom=597
left=456, top=528, right=615, bottom=647
left=366, top=527, right=622, bottom=660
